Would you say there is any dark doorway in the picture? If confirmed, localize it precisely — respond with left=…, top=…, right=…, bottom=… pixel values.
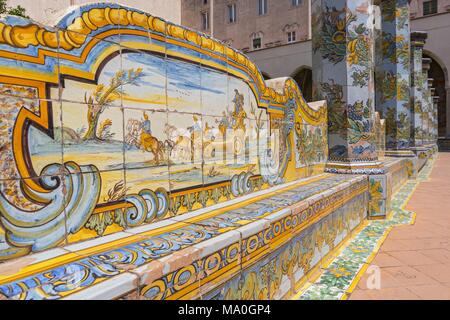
left=261, top=72, right=271, bottom=80
left=292, top=67, right=312, bottom=102
left=424, top=53, right=447, bottom=138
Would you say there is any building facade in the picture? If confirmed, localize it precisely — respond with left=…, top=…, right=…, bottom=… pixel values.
left=181, top=0, right=450, bottom=141
left=9, top=0, right=450, bottom=140
left=181, top=0, right=311, bottom=52
left=7, top=0, right=182, bottom=24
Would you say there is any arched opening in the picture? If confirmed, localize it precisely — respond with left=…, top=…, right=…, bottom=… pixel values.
left=291, top=67, right=312, bottom=102
left=423, top=52, right=448, bottom=138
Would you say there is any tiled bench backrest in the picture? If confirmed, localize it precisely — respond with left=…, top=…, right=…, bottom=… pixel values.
left=0, top=3, right=327, bottom=262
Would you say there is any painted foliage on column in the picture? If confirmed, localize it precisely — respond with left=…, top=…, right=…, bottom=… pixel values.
left=432, top=96, right=439, bottom=142
left=410, top=31, right=427, bottom=146
left=375, top=0, right=411, bottom=150
left=312, top=0, right=378, bottom=164
left=418, top=59, right=432, bottom=144
left=422, top=75, right=433, bottom=143
left=0, top=4, right=327, bottom=261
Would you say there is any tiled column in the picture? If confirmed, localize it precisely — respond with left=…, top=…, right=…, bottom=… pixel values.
left=420, top=77, right=430, bottom=145
left=422, top=58, right=432, bottom=145
left=410, top=31, right=427, bottom=148
left=427, top=84, right=435, bottom=144
left=375, top=0, right=412, bottom=153
left=312, top=0, right=383, bottom=174
left=433, top=96, right=440, bottom=142
left=428, top=87, right=438, bottom=154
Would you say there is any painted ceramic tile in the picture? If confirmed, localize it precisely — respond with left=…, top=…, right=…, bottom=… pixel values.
left=124, top=166, right=170, bottom=203
left=198, top=36, right=228, bottom=70
left=121, top=50, right=167, bottom=110
left=201, top=272, right=244, bottom=300
left=292, top=226, right=322, bottom=287
left=201, top=66, right=228, bottom=117
left=295, top=123, right=327, bottom=168
left=167, top=58, right=201, bottom=114
left=0, top=20, right=61, bottom=99
left=59, top=39, right=122, bottom=106
left=167, top=111, right=203, bottom=191
left=206, top=253, right=270, bottom=300
left=267, top=118, right=290, bottom=179
left=0, top=174, right=66, bottom=260
left=228, top=76, right=251, bottom=120
left=0, top=2, right=329, bottom=268
left=202, top=115, right=230, bottom=185
left=241, top=258, right=271, bottom=300
left=64, top=167, right=125, bottom=243
left=119, top=11, right=158, bottom=49
left=312, top=0, right=378, bottom=165
left=166, top=26, right=202, bottom=62
left=0, top=161, right=110, bottom=260
left=198, top=240, right=243, bottom=299
left=410, top=32, right=428, bottom=146
left=298, top=161, right=436, bottom=300
left=139, top=257, right=203, bottom=300
left=122, top=108, right=170, bottom=217
left=1, top=93, right=63, bottom=180
left=124, top=108, right=168, bottom=169
left=61, top=101, right=125, bottom=173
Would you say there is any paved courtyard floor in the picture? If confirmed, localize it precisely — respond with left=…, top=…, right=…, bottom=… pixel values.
left=294, top=153, right=450, bottom=300
left=349, top=153, right=450, bottom=300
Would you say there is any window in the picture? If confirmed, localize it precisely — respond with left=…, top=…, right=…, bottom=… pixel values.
left=228, top=3, right=237, bottom=23
left=258, top=0, right=268, bottom=15
left=201, top=12, right=209, bottom=30
left=287, top=31, right=296, bottom=43
left=251, top=31, right=263, bottom=50
left=252, top=37, right=262, bottom=49
left=292, top=0, right=301, bottom=7
left=423, top=0, right=438, bottom=15
left=223, top=39, right=233, bottom=46
left=283, top=24, right=299, bottom=43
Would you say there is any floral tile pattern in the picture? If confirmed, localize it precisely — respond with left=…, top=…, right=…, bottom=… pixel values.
left=297, top=157, right=435, bottom=300
left=0, top=174, right=367, bottom=300
left=312, top=0, right=378, bottom=164
left=374, top=0, right=412, bottom=150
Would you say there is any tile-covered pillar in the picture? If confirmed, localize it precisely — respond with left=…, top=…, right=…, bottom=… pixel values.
left=422, top=59, right=432, bottom=145
left=421, top=78, right=430, bottom=145
left=375, top=0, right=412, bottom=153
left=427, top=84, right=435, bottom=144
left=410, top=31, right=427, bottom=148
left=312, top=0, right=383, bottom=174
left=432, top=96, right=440, bottom=142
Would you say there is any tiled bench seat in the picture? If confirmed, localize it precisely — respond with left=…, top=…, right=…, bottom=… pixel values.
left=368, top=157, right=412, bottom=218
left=0, top=173, right=369, bottom=300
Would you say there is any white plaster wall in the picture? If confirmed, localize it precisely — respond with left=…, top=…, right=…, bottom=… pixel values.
left=247, top=40, right=312, bottom=79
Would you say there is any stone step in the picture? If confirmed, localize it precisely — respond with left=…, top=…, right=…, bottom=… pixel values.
left=438, top=138, right=450, bottom=151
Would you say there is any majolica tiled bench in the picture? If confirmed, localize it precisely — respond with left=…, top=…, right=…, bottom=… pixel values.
left=368, top=158, right=412, bottom=219
left=0, top=173, right=368, bottom=300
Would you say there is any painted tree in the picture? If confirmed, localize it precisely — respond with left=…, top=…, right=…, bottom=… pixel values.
left=0, top=0, right=28, bottom=18
left=83, top=68, right=143, bottom=141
